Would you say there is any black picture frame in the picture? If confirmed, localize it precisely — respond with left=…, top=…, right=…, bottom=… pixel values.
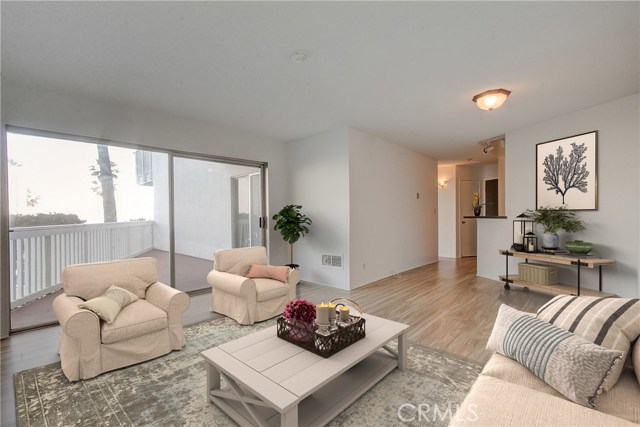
left=535, top=131, right=598, bottom=211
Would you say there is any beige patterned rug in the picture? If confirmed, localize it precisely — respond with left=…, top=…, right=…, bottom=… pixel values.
left=14, top=317, right=482, bottom=427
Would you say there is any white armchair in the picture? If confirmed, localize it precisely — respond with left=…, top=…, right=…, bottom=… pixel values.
left=52, top=257, right=190, bottom=381
left=207, top=246, right=299, bottom=325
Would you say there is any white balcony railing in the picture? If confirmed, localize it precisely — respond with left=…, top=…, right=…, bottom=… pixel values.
left=9, top=221, right=153, bottom=309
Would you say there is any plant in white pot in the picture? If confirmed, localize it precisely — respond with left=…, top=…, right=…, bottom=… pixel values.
left=272, top=204, right=312, bottom=267
left=524, top=206, right=585, bottom=249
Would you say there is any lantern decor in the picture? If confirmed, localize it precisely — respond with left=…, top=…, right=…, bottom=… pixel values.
left=512, top=213, right=534, bottom=252
left=524, top=232, right=538, bottom=253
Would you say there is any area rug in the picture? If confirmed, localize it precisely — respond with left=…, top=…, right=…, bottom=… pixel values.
left=14, top=317, right=482, bottom=427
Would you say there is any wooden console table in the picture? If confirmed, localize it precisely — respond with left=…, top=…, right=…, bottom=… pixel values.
left=498, top=250, right=615, bottom=297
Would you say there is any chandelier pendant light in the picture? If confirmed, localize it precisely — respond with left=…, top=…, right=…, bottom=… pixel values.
left=472, top=88, right=511, bottom=111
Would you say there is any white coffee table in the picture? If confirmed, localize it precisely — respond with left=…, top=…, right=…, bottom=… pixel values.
left=201, top=313, right=409, bottom=427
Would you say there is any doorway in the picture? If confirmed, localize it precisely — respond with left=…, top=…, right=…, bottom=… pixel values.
left=459, top=180, right=479, bottom=257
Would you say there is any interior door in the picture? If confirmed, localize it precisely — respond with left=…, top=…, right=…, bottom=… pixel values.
left=459, top=180, right=480, bottom=257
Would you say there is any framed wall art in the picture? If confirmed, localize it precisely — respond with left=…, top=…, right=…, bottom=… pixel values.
left=536, top=131, right=598, bottom=210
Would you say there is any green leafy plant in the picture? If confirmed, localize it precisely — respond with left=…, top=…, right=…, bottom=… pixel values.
left=524, top=206, right=585, bottom=234
left=272, top=204, right=312, bottom=265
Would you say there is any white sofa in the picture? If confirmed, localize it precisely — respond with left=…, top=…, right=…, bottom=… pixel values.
left=451, top=339, right=640, bottom=426
left=53, top=258, right=190, bottom=381
left=207, top=246, right=299, bottom=325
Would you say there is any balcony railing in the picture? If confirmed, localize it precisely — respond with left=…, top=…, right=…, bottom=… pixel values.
left=9, top=221, right=153, bottom=309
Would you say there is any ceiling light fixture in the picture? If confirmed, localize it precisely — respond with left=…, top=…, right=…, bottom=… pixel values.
left=290, top=51, right=308, bottom=63
left=472, top=88, right=511, bottom=111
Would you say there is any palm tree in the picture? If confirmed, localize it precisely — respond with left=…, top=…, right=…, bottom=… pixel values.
left=90, top=145, right=118, bottom=222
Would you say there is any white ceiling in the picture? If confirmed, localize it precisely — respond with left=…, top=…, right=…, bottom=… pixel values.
left=2, top=2, right=638, bottom=161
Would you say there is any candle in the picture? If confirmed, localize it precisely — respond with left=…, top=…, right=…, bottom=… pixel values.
left=339, top=306, right=350, bottom=322
left=316, top=303, right=329, bottom=325
left=328, top=303, right=336, bottom=322
left=516, top=233, right=524, bottom=245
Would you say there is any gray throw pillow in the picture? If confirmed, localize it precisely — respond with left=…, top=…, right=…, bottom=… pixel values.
left=487, top=304, right=622, bottom=408
left=78, top=285, right=138, bottom=323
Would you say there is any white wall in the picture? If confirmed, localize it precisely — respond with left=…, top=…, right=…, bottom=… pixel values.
left=349, top=128, right=438, bottom=288
left=478, top=93, right=640, bottom=297
left=1, top=79, right=292, bottom=265
left=438, top=164, right=457, bottom=258
left=288, top=128, right=351, bottom=289
left=481, top=163, right=498, bottom=184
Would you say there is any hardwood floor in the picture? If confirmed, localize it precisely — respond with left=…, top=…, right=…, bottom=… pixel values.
left=0, top=257, right=552, bottom=427
left=299, top=257, right=552, bottom=363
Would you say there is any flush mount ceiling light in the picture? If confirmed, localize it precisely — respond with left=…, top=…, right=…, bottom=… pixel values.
left=472, top=88, right=511, bottom=111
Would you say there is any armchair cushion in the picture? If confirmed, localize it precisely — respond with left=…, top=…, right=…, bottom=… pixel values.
left=101, top=300, right=168, bottom=344
left=254, top=278, right=290, bottom=302
left=214, top=246, right=267, bottom=276
left=247, top=264, right=290, bottom=283
left=78, top=285, right=138, bottom=323
left=63, top=257, right=158, bottom=300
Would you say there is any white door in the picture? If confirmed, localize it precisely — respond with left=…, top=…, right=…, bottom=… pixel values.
left=459, top=180, right=480, bottom=257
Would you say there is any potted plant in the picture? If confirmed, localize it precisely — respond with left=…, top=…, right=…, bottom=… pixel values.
left=272, top=204, right=312, bottom=268
left=524, top=206, right=585, bottom=249
left=472, top=192, right=485, bottom=216
left=283, top=298, right=317, bottom=342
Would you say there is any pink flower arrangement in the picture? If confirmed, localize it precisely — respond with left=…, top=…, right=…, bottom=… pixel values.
left=283, top=298, right=316, bottom=323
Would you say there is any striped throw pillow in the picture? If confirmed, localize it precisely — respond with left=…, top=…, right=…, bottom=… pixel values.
left=487, top=304, right=622, bottom=408
left=633, top=339, right=640, bottom=386
left=537, top=295, right=640, bottom=390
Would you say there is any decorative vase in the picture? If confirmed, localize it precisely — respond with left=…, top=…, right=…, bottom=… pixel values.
left=473, top=207, right=482, bottom=217
left=542, top=232, right=559, bottom=249
left=286, top=319, right=315, bottom=343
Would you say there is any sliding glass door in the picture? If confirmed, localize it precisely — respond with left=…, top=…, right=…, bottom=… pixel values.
left=6, top=131, right=168, bottom=330
left=3, top=128, right=267, bottom=331
left=172, top=157, right=264, bottom=293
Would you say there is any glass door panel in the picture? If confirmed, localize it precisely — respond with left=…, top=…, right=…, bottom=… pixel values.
left=172, top=157, right=263, bottom=293
left=6, top=131, right=168, bottom=330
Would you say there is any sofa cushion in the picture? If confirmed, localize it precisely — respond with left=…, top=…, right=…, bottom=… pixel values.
left=247, top=264, right=290, bottom=283
left=63, top=257, right=158, bottom=300
left=254, top=278, right=289, bottom=302
left=450, top=375, right=637, bottom=427
left=214, top=246, right=267, bottom=277
left=101, top=300, right=167, bottom=344
left=487, top=304, right=622, bottom=408
left=482, top=353, right=640, bottom=424
left=537, top=295, right=640, bottom=390
left=78, top=285, right=138, bottom=323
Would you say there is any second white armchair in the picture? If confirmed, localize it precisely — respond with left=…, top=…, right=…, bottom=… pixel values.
left=207, top=246, right=299, bottom=325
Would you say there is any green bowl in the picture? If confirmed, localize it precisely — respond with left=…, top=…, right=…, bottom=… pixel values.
left=564, top=240, right=593, bottom=255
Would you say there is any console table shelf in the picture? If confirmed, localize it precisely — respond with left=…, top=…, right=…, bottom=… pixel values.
left=498, top=250, right=616, bottom=297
